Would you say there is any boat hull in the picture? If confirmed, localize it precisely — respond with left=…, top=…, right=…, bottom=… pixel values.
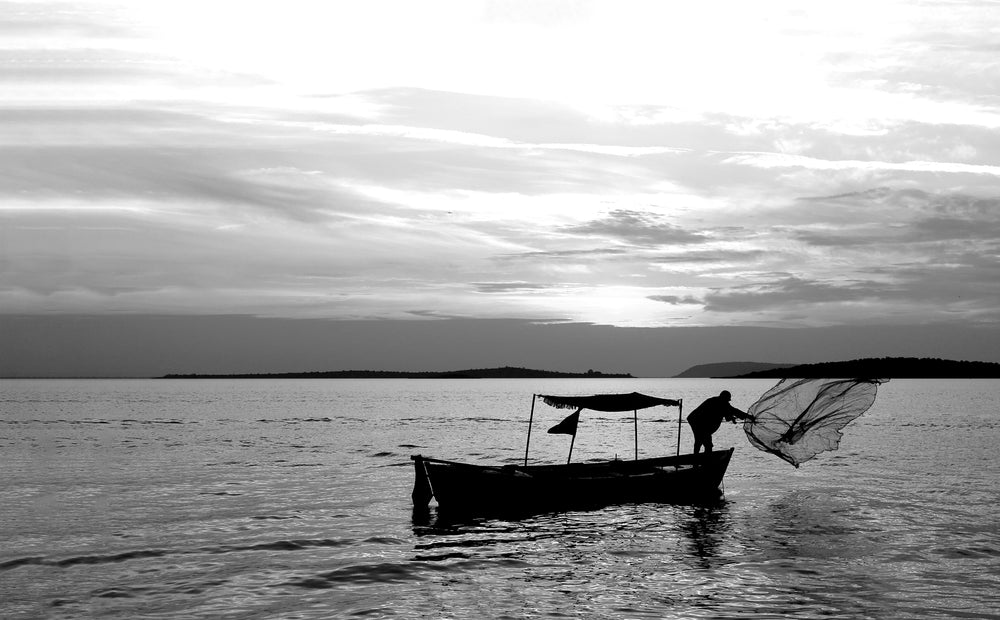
left=412, top=449, right=733, bottom=516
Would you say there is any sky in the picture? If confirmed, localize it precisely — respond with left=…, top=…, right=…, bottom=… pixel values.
left=2, top=0, right=999, bottom=377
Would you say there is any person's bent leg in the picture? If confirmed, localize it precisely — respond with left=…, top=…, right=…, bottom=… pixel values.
left=689, top=421, right=701, bottom=454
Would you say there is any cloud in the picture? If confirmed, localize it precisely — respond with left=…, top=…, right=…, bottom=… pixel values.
left=0, top=146, right=381, bottom=224
left=360, top=89, right=1000, bottom=180
left=792, top=232, right=877, bottom=248
left=4, top=3, right=999, bottom=334
left=0, top=1, right=132, bottom=39
left=264, top=117, right=690, bottom=158
left=791, top=188, right=1000, bottom=246
left=703, top=277, right=888, bottom=313
left=0, top=49, right=158, bottom=83
left=0, top=47, right=270, bottom=92
left=499, top=248, right=630, bottom=261
left=828, top=5, right=1000, bottom=108
left=700, top=255, right=1000, bottom=325
left=647, top=295, right=702, bottom=306
left=563, top=210, right=706, bottom=246
left=724, top=152, right=1000, bottom=176
left=472, top=281, right=554, bottom=293
left=910, top=216, right=1000, bottom=242
left=228, top=118, right=677, bottom=197
left=872, top=253, right=1000, bottom=315
left=649, top=249, right=767, bottom=264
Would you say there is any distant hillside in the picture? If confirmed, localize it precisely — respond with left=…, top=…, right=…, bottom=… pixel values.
left=674, top=361, right=795, bottom=378
left=162, top=366, right=633, bottom=379
left=730, top=357, right=1000, bottom=378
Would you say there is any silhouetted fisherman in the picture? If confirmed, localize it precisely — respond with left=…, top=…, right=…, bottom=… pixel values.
left=687, top=390, right=752, bottom=454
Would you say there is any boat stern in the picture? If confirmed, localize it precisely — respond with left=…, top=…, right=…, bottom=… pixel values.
left=410, top=455, right=434, bottom=507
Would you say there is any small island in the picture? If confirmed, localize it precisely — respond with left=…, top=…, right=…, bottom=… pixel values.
left=161, top=366, right=634, bottom=379
left=725, top=357, right=1000, bottom=379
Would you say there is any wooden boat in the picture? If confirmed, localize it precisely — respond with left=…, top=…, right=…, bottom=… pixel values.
left=411, top=392, right=735, bottom=516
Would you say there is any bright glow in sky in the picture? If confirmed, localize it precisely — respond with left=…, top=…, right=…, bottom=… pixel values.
left=3, top=0, right=1000, bottom=337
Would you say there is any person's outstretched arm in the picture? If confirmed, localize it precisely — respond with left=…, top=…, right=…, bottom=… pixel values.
left=727, top=404, right=753, bottom=422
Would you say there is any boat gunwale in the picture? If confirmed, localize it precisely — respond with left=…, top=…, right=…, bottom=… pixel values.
left=412, top=448, right=732, bottom=475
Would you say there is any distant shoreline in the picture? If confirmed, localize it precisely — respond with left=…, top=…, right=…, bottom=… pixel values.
left=160, top=357, right=1000, bottom=380
left=725, top=357, right=1000, bottom=379
left=7, top=357, right=1000, bottom=379
left=160, top=366, right=634, bottom=380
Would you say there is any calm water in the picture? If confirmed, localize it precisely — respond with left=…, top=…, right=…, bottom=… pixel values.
left=1, top=378, right=998, bottom=619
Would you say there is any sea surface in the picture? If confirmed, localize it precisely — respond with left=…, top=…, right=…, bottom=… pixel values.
left=1, top=378, right=998, bottom=619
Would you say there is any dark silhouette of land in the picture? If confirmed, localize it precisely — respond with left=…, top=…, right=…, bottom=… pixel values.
left=161, top=366, right=633, bottom=379
left=161, top=358, right=1000, bottom=380
left=724, top=357, right=1000, bottom=378
left=674, top=361, right=795, bottom=378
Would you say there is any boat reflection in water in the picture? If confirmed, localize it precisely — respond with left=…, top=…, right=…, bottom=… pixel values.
left=411, top=392, right=735, bottom=521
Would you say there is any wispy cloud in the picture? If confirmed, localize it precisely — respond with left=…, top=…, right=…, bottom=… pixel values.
left=725, top=152, right=1000, bottom=176
left=562, top=210, right=706, bottom=247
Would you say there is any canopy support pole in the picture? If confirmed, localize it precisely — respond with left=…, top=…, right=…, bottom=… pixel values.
left=523, top=394, right=536, bottom=466
left=634, top=409, right=638, bottom=460
left=675, top=400, right=683, bottom=457
left=567, top=433, right=576, bottom=465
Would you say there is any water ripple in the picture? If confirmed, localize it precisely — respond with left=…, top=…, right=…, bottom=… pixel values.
left=1, top=538, right=357, bottom=572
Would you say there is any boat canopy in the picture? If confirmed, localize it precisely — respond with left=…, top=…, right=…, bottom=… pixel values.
left=539, top=392, right=680, bottom=412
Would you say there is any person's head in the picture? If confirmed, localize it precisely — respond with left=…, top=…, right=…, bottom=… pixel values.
left=719, top=390, right=731, bottom=401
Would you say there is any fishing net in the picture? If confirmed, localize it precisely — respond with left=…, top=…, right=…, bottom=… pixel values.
left=743, top=378, right=888, bottom=467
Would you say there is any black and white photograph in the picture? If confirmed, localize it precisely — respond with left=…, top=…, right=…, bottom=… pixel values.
left=2, top=1, right=999, bottom=618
